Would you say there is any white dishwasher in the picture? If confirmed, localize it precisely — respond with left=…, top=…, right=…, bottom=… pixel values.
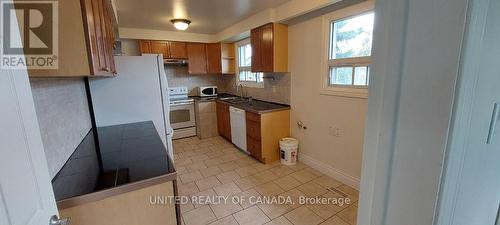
left=229, top=106, right=248, bottom=152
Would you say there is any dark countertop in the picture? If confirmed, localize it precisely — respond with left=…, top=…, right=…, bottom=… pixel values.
left=52, top=121, right=176, bottom=209
left=192, top=93, right=290, bottom=114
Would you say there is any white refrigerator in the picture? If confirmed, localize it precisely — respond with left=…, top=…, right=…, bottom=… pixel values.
left=89, top=55, right=174, bottom=157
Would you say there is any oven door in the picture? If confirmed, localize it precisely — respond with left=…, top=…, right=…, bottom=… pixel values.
left=170, top=103, right=196, bottom=129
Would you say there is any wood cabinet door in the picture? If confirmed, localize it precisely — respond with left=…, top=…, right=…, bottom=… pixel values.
left=103, top=3, right=116, bottom=74
left=187, top=43, right=207, bottom=74
left=250, top=28, right=262, bottom=72
left=139, top=40, right=152, bottom=54
left=151, top=41, right=169, bottom=58
left=81, top=0, right=110, bottom=75
left=260, top=23, right=274, bottom=72
left=168, top=42, right=187, bottom=59
left=216, top=102, right=231, bottom=141
left=246, top=111, right=262, bottom=161
left=206, top=43, right=222, bottom=74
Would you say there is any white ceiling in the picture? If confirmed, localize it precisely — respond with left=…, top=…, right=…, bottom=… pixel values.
left=116, top=0, right=291, bottom=34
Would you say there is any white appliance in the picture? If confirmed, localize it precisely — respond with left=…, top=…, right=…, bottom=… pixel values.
left=230, top=106, right=247, bottom=152
left=169, top=87, right=197, bottom=139
left=196, top=86, right=218, bottom=97
left=89, top=55, right=174, bottom=157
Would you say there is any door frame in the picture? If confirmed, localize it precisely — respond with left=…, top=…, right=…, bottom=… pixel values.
left=434, top=0, right=496, bottom=224
left=357, top=0, right=474, bottom=224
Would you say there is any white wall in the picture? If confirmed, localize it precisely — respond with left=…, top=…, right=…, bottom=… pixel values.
left=288, top=11, right=367, bottom=188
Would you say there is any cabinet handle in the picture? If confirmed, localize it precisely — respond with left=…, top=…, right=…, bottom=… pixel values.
left=101, top=67, right=110, bottom=72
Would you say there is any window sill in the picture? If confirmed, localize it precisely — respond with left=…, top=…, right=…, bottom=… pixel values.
left=320, top=87, right=368, bottom=99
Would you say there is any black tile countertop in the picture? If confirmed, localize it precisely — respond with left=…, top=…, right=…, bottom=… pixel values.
left=192, top=93, right=290, bottom=114
left=52, top=121, right=176, bottom=208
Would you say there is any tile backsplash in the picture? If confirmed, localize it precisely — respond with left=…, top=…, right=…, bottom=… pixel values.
left=164, top=65, right=222, bottom=96
left=219, top=73, right=291, bottom=105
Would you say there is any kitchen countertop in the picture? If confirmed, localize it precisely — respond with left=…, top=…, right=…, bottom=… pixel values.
left=52, top=121, right=176, bottom=209
left=192, top=93, right=290, bottom=114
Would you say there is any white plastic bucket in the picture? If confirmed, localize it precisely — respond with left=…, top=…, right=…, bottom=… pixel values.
left=280, top=138, right=299, bottom=166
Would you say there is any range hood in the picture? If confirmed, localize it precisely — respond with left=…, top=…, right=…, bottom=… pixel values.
left=163, top=59, right=188, bottom=66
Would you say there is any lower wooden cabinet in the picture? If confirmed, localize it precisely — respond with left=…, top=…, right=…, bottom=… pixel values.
left=246, top=110, right=290, bottom=163
left=195, top=101, right=218, bottom=139
left=216, top=101, right=231, bottom=141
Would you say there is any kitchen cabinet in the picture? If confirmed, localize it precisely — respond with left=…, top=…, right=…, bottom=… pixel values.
left=195, top=101, right=219, bottom=139
left=139, top=40, right=152, bottom=53
left=187, top=43, right=208, bottom=74
left=216, top=101, right=232, bottom=141
left=221, top=43, right=236, bottom=74
left=139, top=40, right=188, bottom=59
left=151, top=41, right=169, bottom=58
left=246, top=110, right=290, bottom=163
left=250, top=23, right=288, bottom=73
left=206, top=43, right=222, bottom=74
left=169, top=42, right=188, bottom=59
left=26, top=0, right=117, bottom=77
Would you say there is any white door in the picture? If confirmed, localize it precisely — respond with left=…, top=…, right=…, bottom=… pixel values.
left=0, top=3, right=60, bottom=224
left=436, top=0, right=500, bottom=224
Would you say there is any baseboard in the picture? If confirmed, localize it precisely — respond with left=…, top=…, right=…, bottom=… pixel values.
left=299, top=153, right=360, bottom=190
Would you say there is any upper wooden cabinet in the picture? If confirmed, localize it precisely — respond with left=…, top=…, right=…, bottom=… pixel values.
left=169, top=42, right=188, bottom=59
left=26, top=0, right=117, bottom=77
left=139, top=40, right=187, bottom=59
left=251, top=23, right=288, bottom=73
left=186, top=43, right=208, bottom=74
left=206, top=43, right=222, bottom=74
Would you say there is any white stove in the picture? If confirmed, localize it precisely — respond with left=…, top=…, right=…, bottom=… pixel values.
left=168, top=87, right=196, bottom=139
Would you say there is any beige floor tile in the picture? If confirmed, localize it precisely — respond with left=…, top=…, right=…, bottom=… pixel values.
left=235, top=189, right=262, bottom=208
left=284, top=206, right=323, bottom=225
left=253, top=163, right=277, bottom=172
left=269, top=166, right=295, bottom=177
left=279, top=189, right=307, bottom=209
left=178, top=182, right=200, bottom=196
left=217, top=171, right=241, bottom=184
left=254, top=182, right=285, bottom=197
left=236, top=166, right=259, bottom=177
left=313, top=176, right=344, bottom=189
left=305, top=199, right=343, bottom=219
left=334, top=185, right=359, bottom=202
left=196, top=176, right=222, bottom=191
left=258, top=201, right=294, bottom=219
left=206, top=151, right=226, bottom=159
left=210, top=200, right=243, bottom=219
left=286, top=162, right=309, bottom=171
left=180, top=171, right=204, bottom=183
left=320, top=216, right=350, bottom=225
left=214, top=182, right=242, bottom=197
left=191, top=188, right=218, bottom=208
left=322, top=191, right=353, bottom=209
left=219, top=161, right=240, bottom=172
left=175, top=158, right=193, bottom=167
left=264, top=216, right=293, bottom=225
left=274, top=176, right=302, bottom=191
left=190, top=154, right=210, bottom=162
left=290, top=169, right=320, bottom=183
left=337, top=204, right=358, bottom=225
left=235, top=157, right=259, bottom=167
left=296, top=182, right=329, bottom=197
left=205, top=158, right=224, bottom=167
left=180, top=200, right=195, bottom=213
left=202, top=166, right=224, bottom=177
left=233, top=206, right=271, bottom=225
left=182, top=205, right=217, bottom=225
left=235, top=176, right=266, bottom=190
left=253, top=171, right=280, bottom=183
left=208, top=215, right=239, bottom=225
left=187, top=162, right=208, bottom=172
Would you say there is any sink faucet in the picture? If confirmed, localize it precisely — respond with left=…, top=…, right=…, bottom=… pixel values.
left=237, top=83, right=245, bottom=99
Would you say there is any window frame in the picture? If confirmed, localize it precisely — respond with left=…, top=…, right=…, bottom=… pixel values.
left=235, top=39, right=264, bottom=88
left=320, top=1, right=375, bottom=98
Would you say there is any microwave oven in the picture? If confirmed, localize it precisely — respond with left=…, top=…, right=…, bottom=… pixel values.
left=196, top=86, right=218, bottom=97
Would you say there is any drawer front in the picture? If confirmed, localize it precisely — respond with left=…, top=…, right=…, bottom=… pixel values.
left=246, top=111, right=261, bottom=122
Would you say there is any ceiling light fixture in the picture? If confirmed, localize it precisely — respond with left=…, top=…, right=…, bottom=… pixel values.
left=171, top=19, right=191, bottom=31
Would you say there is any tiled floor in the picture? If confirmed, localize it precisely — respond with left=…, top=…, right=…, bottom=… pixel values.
left=173, top=136, right=359, bottom=225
